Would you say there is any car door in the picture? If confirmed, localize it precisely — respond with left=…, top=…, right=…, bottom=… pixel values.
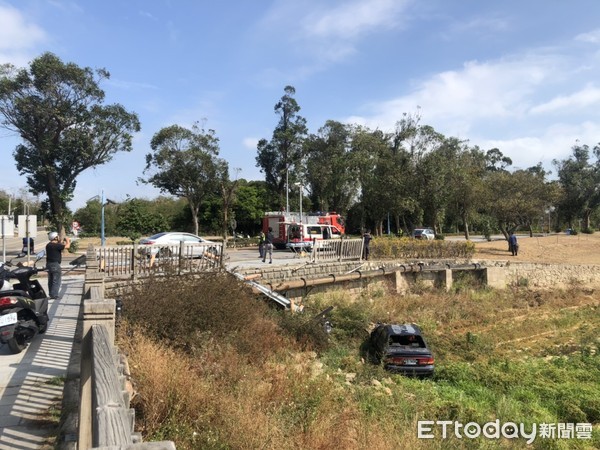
left=182, top=234, right=203, bottom=257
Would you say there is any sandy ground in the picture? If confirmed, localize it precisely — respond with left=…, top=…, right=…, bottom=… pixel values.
left=472, top=232, right=600, bottom=265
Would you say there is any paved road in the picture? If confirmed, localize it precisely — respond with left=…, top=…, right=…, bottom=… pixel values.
left=223, top=246, right=317, bottom=270
left=0, top=273, right=83, bottom=449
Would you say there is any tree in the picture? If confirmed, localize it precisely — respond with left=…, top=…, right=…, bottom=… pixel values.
left=232, top=181, right=271, bottom=235
left=554, top=143, right=600, bottom=231
left=115, top=198, right=169, bottom=241
left=142, top=122, right=226, bottom=236
left=348, top=126, right=390, bottom=233
left=303, top=120, right=357, bottom=215
left=484, top=168, right=556, bottom=238
left=446, top=146, right=487, bottom=239
left=256, top=86, right=308, bottom=210
left=0, top=52, right=140, bottom=236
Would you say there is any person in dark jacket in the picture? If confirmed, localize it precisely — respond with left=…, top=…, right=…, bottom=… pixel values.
left=262, top=227, right=274, bottom=263
left=46, top=232, right=71, bottom=299
left=22, top=237, right=34, bottom=254
left=362, top=229, right=372, bottom=260
left=508, top=232, right=518, bottom=256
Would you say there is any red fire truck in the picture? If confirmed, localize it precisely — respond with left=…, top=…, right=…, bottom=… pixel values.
left=262, top=211, right=345, bottom=250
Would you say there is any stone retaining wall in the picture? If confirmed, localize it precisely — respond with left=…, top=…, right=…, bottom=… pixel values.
left=479, top=260, right=600, bottom=289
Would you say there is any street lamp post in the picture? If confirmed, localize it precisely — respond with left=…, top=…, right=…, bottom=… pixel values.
left=88, top=191, right=115, bottom=248
left=294, top=182, right=303, bottom=222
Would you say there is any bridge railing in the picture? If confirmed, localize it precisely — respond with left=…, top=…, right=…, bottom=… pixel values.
left=71, top=246, right=177, bottom=450
left=95, top=242, right=223, bottom=278
left=308, top=238, right=364, bottom=263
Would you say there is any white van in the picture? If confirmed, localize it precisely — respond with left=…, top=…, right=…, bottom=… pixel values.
left=286, top=223, right=341, bottom=251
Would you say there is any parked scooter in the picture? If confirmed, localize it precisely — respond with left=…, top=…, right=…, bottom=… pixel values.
left=0, top=251, right=49, bottom=354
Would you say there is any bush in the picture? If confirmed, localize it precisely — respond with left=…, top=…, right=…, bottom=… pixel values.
left=120, top=273, right=288, bottom=360
left=370, top=236, right=475, bottom=260
left=68, top=239, right=79, bottom=253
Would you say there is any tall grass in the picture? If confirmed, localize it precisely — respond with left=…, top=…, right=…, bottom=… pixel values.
left=119, top=274, right=599, bottom=449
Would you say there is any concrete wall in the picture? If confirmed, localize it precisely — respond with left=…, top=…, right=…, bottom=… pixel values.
left=239, top=259, right=600, bottom=304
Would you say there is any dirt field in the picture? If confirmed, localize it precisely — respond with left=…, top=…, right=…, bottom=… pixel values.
left=472, top=232, right=600, bottom=265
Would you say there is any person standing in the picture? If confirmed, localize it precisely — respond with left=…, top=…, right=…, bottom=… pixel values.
left=362, top=229, right=372, bottom=260
left=508, top=232, right=519, bottom=256
left=258, top=230, right=266, bottom=259
left=262, top=227, right=274, bottom=263
left=46, top=232, right=70, bottom=299
left=22, top=237, right=34, bottom=254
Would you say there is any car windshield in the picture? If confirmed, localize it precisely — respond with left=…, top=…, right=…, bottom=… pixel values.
left=389, top=335, right=425, bottom=348
left=414, top=230, right=424, bottom=235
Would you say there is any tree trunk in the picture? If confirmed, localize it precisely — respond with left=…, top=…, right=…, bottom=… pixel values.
left=462, top=212, right=470, bottom=240
left=584, top=209, right=592, bottom=231
left=190, top=203, right=200, bottom=236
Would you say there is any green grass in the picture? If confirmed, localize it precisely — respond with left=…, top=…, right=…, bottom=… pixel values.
left=119, top=275, right=600, bottom=449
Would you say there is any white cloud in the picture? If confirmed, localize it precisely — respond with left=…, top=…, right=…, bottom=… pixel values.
left=575, top=29, right=600, bottom=44
left=0, top=4, right=47, bottom=65
left=301, top=0, right=406, bottom=40
left=478, top=121, right=600, bottom=171
left=260, top=0, right=411, bottom=67
left=346, top=54, right=559, bottom=135
left=530, top=84, right=600, bottom=114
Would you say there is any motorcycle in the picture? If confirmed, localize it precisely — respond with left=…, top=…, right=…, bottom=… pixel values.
left=0, top=251, right=49, bottom=354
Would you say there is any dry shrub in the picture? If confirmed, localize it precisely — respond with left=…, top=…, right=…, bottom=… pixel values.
left=119, top=321, right=403, bottom=450
left=120, top=272, right=288, bottom=361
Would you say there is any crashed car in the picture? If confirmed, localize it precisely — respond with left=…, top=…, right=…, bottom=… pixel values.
left=368, top=323, right=434, bottom=377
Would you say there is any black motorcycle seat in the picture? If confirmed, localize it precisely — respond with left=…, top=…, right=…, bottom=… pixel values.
left=0, top=289, right=30, bottom=298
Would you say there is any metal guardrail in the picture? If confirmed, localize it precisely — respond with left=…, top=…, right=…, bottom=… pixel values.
left=308, top=238, right=364, bottom=263
left=95, top=242, right=224, bottom=278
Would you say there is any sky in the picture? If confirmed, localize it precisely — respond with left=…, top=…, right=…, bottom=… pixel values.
left=2, top=0, right=600, bottom=211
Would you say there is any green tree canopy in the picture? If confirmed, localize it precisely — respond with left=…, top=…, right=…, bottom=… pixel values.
left=142, top=122, right=227, bottom=236
left=0, top=52, right=140, bottom=235
left=303, top=120, right=357, bottom=215
left=256, top=85, right=308, bottom=210
left=554, top=143, right=600, bottom=231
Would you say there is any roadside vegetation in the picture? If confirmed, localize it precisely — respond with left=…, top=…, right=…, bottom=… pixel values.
left=118, top=275, right=599, bottom=449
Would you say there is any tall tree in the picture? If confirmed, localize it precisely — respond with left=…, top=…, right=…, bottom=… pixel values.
left=553, top=143, right=600, bottom=231
left=349, top=126, right=391, bottom=234
left=0, top=52, right=140, bottom=235
left=446, top=146, right=487, bottom=239
left=484, top=168, right=556, bottom=237
left=255, top=86, right=308, bottom=210
left=303, top=120, right=356, bottom=214
left=142, top=122, right=226, bottom=236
